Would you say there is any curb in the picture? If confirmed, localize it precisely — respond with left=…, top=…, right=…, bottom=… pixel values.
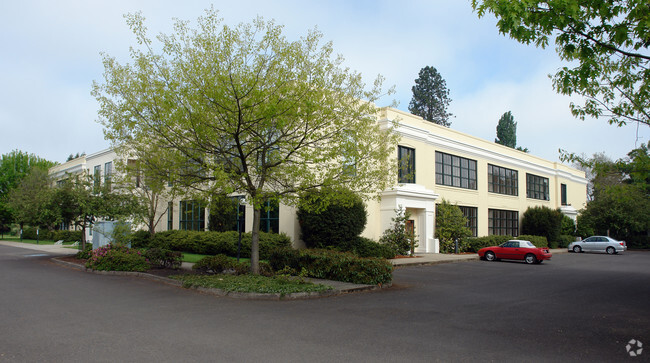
left=50, top=257, right=381, bottom=300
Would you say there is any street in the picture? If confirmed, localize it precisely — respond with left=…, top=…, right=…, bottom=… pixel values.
left=1, top=244, right=648, bottom=362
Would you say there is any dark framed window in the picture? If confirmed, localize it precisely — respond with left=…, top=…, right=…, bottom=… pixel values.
left=435, top=151, right=477, bottom=189
left=398, top=146, right=415, bottom=183
left=260, top=200, right=279, bottom=233
left=488, top=209, right=518, bottom=236
left=459, top=206, right=478, bottom=237
left=561, top=183, right=567, bottom=206
left=526, top=173, right=549, bottom=200
left=93, top=165, right=101, bottom=193
left=179, top=200, right=205, bottom=231
left=488, top=164, right=518, bottom=196
left=167, top=202, right=174, bottom=231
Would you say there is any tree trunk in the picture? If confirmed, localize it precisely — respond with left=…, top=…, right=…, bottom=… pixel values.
left=250, top=207, right=261, bottom=275
left=81, top=224, right=87, bottom=251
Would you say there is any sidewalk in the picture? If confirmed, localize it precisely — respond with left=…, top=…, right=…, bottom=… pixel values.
left=391, top=248, right=569, bottom=267
left=0, top=240, right=79, bottom=255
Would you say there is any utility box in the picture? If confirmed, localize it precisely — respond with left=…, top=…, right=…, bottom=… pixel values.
left=92, top=221, right=131, bottom=249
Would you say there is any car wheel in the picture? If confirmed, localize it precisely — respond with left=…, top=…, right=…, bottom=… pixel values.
left=573, top=246, right=582, bottom=253
left=525, top=254, right=537, bottom=264
left=606, top=246, right=615, bottom=255
left=485, top=251, right=496, bottom=261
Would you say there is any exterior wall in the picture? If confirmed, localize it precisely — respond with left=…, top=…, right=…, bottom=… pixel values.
left=368, top=108, right=587, bottom=251
left=49, top=107, right=587, bottom=252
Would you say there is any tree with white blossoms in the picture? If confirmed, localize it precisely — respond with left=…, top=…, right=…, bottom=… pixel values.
left=92, top=8, right=399, bottom=274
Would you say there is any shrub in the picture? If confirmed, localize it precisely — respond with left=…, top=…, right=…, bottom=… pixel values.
left=193, top=254, right=234, bottom=274
left=144, top=248, right=182, bottom=269
left=297, top=188, right=367, bottom=250
left=51, top=230, right=83, bottom=242
left=557, top=235, right=576, bottom=248
left=350, top=237, right=395, bottom=259
left=85, top=244, right=149, bottom=272
left=436, top=199, right=472, bottom=253
left=149, top=230, right=290, bottom=259
left=130, top=230, right=152, bottom=249
left=269, top=248, right=393, bottom=285
left=75, top=243, right=93, bottom=259
left=521, top=206, right=562, bottom=243
left=517, top=235, right=549, bottom=248
left=379, top=208, right=415, bottom=256
left=462, top=235, right=513, bottom=252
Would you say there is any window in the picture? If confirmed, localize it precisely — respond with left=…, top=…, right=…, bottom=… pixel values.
left=526, top=173, right=549, bottom=200
left=435, top=151, right=477, bottom=189
left=232, top=196, right=246, bottom=232
left=488, top=209, right=518, bottom=236
left=179, top=200, right=205, bottom=231
left=167, top=202, right=174, bottom=231
left=561, top=183, right=567, bottom=206
left=104, top=162, right=113, bottom=191
left=260, top=200, right=279, bottom=233
left=488, top=164, right=518, bottom=196
left=127, top=159, right=141, bottom=188
left=398, top=146, right=415, bottom=183
left=458, top=206, right=478, bottom=237
left=93, top=165, right=101, bottom=193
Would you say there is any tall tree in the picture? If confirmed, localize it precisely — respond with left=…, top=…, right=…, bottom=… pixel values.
left=495, top=111, right=517, bottom=148
left=6, top=168, right=59, bottom=232
left=472, top=0, right=650, bottom=127
left=93, top=9, right=399, bottom=274
left=408, top=66, right=453, bottom=127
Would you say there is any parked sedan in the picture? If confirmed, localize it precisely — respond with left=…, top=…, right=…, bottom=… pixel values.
left=568, top=236, right=626, bottom=254
left=478, top=240, right=552, bottom=264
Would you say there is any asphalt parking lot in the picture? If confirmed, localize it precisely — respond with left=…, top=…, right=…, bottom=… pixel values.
left=0, top=244, right=648, bottom=362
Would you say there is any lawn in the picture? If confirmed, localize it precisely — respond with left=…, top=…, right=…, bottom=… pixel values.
left=170, top=274, right=332, bottom=295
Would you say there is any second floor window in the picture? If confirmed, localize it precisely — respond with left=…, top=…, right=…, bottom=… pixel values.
left=435, top=151, right=477, bottom=190
left=398, top=146, right=415, bottom=183
left=526, top=173, right=549, bottom=200
left=488, top=164, right=518, bottom=196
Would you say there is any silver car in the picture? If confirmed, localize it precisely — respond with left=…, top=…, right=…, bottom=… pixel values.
left=568, top=236, right=627, bottom=254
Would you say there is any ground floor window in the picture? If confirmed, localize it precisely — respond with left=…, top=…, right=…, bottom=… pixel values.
left=167, top=202, right=174, bottom=231
left=488, top=209, right=518, bottom=236
left=179, top=200, right=205, bottom=231
left=459, top=206, right=478, bottom=237
left=260, top=200, right=279, bottom=233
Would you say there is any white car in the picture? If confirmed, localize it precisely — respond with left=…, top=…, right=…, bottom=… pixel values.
left=568, top=236, right=627, bottom=254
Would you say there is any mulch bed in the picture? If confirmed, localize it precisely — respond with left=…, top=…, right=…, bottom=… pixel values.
left=55, top=255, right=196, bottom=278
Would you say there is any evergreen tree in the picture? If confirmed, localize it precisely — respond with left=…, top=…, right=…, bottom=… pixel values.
left=408, top=66, right=452, bottom=127
left=495, top=111, right=517, bottom=148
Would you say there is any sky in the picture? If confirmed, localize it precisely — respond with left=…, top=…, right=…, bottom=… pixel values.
left=1, top=0, right=648, bottom=165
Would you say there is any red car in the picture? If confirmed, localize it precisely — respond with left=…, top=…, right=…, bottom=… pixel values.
left=478, top=240, right=551, bottom=264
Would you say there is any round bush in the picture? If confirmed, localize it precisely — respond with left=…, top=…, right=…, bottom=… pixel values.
left=297, top=188, right=367, bottom=250
left=85, top=244, right=149, bottom=272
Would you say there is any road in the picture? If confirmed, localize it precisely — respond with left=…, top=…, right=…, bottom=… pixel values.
left=1, top=244, right=648, bottom=362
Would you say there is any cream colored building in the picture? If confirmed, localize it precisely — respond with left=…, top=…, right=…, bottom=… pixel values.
left=49, top=107, right=587, bottom=252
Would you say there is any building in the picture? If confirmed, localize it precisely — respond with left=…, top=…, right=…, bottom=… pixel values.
left=49, top=107, right=587, bottom=252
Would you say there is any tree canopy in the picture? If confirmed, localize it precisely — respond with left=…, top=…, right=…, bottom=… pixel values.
left=93, top=9, right=399, bottom=273
left=472, top=0, right=650, bottom=127
left=408, top=66, right=453, bottom=127
left=495, top=111, right=517, bottom=148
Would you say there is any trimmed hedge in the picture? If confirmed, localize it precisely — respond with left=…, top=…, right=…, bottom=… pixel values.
left=462, top=235, right=513, bottom=252
left=348, top=237, right=395, bottom=259
left=146, top=230, right=291, bottom=260
left=269, top=248, right=393, bottom=285
left=143, top=248, right=182, bottom=269
left=517, top=235, right=549, bottom=248
left=18, top=228, right=83, bottom=242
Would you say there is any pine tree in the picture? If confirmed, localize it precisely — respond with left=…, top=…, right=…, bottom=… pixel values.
left=408, top=66, right=452, bottom=127
left=495, top=111, right=517, bottom=148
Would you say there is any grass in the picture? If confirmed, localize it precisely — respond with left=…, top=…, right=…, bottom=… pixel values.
left=0, top=236, right=77, bottom=245
left=170, top=274, right=332, bottom=295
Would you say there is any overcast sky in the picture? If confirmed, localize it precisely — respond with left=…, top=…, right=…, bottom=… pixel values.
left=1, top=0, right=647, bottom=165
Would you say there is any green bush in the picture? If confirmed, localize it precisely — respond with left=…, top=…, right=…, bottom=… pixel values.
left=349, top=237, right=395, bottom=259
left=521, top=206, right=563, bottom=243
left=193, top=254, right=235, bottom=274
left=269, top=248, right=393, bottom=285
left=148, top=230, right=291, bottom=259
left=130, top=230, right=152, bottom=248
left=462, top=235, right=513, bottom=252
left=557, top=235, right=576, bottom=248
left=144, top=248, right=182, bottom=269
left=75, top=243, right=93, bottom=259
left=297, top=188, right=367, bottom=250
left=517, top=235, right=548, bottom=248
left=85, top=244, right=149, bottom=272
